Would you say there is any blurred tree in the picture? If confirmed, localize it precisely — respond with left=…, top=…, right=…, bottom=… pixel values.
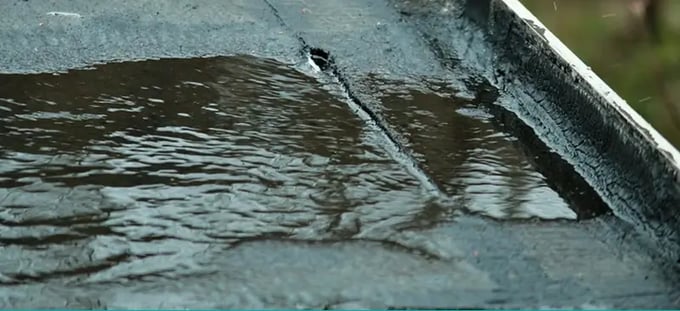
left=629, top=0, right=663, bottom=43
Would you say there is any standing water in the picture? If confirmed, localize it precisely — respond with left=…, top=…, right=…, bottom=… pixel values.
left=0, top=55, right=607, bottom=307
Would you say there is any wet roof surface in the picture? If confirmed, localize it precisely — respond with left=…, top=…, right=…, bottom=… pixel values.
left=0, top=0, right=678, bottom=308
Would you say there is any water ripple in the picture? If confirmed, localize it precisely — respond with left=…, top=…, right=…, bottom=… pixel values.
left=0, top=55, right=594, bottom=291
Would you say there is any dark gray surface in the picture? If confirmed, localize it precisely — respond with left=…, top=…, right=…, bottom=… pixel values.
left=0, top=0, right=679, bottom=308
left=0, top=0, right=300, bottom=73
left=461, top=0, right=680, bottom=271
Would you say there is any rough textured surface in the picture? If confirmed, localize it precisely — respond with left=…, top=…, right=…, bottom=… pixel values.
left=0, top=0, right=300, bottom=73
left=0, top=0, right=679, bottom=308
left=476, top=0, right=680, bottom=266
left=386, top=0, right=680, bottom=270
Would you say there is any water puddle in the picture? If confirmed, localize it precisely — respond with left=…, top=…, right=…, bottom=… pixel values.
left=0, top=55, right=606, bottom=293
left=360, top=75, right=607, bottom=220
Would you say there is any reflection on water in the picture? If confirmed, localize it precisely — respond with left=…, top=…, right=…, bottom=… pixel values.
left=364, top=76, right=582, bottom=220
left=0, top=55, right=600, bottom=305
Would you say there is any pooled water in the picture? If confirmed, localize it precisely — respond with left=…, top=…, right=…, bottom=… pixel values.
left=0, top=55, right=606, bottom=307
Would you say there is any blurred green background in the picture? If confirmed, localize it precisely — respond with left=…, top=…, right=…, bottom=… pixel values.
left=521, top=0, right=680, bottom=147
